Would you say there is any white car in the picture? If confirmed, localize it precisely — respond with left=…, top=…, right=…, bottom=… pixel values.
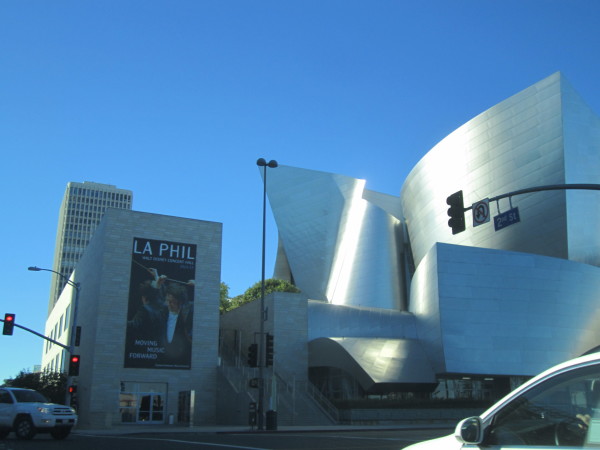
left=405, top=352, right=600, bottom=449
left=0, top=387, right=77, bottom=440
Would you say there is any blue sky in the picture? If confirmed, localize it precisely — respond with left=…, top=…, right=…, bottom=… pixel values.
left=2, top=0, right=599, bottom=382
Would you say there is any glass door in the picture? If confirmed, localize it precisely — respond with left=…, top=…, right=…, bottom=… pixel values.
left=119, top=382, right=167, bottom=424
left=137, top=393, right=164, bottom=423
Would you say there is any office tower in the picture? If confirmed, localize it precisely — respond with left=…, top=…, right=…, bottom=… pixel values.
left=48, top=181, right=133, bottom=313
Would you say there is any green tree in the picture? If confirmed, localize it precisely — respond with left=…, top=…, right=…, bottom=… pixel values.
left=225, top=278, right=300, bottom=312
left=3, top=370, right=67, bottom=404
left=219, top=281, right=230, bottom=314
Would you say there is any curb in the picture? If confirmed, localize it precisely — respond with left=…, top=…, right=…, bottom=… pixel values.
left=73, top=423, right=456, bottom=436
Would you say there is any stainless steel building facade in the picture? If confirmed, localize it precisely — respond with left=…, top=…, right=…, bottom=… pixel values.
left=263, top=72, right=600, bottom=397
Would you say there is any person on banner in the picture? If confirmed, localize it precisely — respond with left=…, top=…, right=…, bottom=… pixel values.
left=159, top=283, right=193, bottom=367
left=126, top=280, right=163, bottom=342
left=147, top=268, right=195, bottom=307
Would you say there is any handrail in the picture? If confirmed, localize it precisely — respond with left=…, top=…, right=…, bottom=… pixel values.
left=273, top=369, right=339, bottom=423
left=219, top=341, right=339, bottom=423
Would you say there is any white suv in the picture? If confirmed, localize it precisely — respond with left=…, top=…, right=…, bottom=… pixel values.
left=405, top=352, right=600, bottom=449
left=0, top=387, right=77, bottom=440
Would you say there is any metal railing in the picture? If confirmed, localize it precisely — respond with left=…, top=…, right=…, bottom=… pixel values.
left=273, top=369, right=339, bottom=423
left=219, top=341, right=339, bottom=424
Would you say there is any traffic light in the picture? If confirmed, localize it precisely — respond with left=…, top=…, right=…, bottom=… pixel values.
left=68, top=355, right=80, bottom=376
left=265, top=333, right=274, bottom=367
left=74, top=326, right=82, bottom=347
left=446, top=190, right=466, bottom=234
left=2, top=313, right=15, bottom=335
left=247, top=344, right=258, bottom=367
left=69, top=385, right=79, bottom=410
left=248, top=401, right=257, bottom=426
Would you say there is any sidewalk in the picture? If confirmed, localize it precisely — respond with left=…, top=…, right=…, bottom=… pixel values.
left=73, top=422, right=456, bottom=436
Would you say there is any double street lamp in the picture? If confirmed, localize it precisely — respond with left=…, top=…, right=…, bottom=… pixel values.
left=256, top=158, right=277, bottom=430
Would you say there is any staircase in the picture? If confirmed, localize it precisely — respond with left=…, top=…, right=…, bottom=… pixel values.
left=217, top=353, right=338, bottom=426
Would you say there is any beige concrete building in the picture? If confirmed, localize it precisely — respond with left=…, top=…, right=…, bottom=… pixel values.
left=43, top=208, right=222, bottom=428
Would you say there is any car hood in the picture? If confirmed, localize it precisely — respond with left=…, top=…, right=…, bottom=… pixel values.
left=20, top=402, right=56, bottom=407
left=18, top=401, right=74, bottom=412
left=403, top=433, right=460, bottom=450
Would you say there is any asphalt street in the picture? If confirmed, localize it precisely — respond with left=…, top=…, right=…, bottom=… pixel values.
left=0, top=426, right=453, bottom=450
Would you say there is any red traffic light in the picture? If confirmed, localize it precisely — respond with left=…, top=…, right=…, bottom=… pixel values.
left=68, top=355, right=81, bottom=376
left=68, top=385, right=77, bottom=394
left=3, top=313, right=15, bottom=335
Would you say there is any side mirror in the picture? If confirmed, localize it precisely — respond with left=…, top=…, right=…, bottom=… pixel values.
left=455, top=416, right=483, bottom=444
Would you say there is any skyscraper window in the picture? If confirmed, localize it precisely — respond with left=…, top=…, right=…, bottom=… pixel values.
left=48, top=182, right=133, bottom=313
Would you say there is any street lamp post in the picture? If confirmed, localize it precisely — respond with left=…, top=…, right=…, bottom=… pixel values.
left=28, top=266, right=81, bottom=403
left=28, top=266, right=81, bottom=353
left=256, top=157, right=277, bottom=430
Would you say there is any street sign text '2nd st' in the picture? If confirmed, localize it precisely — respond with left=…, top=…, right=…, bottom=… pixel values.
left=494, top=207, right=520, bottom=231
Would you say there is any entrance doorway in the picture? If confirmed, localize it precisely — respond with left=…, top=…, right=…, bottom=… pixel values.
left=138, top=393, right=164, bottom=423
left=119, top=382, right=167, bottom=424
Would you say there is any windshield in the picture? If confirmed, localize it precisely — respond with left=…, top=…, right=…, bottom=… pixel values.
left=12, top=390, right=49, bottom=403
left=487, top=364, right=600, bottom=447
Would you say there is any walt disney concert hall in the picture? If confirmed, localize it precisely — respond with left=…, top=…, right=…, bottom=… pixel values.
left=261, top=72, right=600, bottom=399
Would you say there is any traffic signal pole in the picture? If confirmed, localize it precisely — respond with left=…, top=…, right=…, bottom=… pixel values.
left=447, top=183, right=600, bottom=233
left=28, top=266, right=82, bottom=407
left=1, top=316, right=81, bottom=407
left=470, top=184, right=600, bottom=212
left=1, top=317, right=70, bottom=350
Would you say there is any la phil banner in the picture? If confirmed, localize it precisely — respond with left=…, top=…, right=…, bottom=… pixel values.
left=124, top=237, right=196, bottom=369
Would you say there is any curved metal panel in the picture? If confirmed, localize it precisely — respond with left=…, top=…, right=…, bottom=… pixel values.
left=309, top=337, right=436, bottom=389
left=266, top=165, right=406, bottom=309
left=400, top=72, right=600, bottom=270
left=411, top=243, right=600, bottom=376
left=308, top=300, right=418, bottom=341
left=261, top=72, right=600, bottom=388
left=562, top=79, right=600, bottom=266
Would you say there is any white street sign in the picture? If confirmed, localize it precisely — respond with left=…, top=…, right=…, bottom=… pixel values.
left=472, top=199, right=490, bottom=227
